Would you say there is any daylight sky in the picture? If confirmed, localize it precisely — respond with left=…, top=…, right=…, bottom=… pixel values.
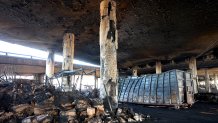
left=0, top=40, right=100, bottom=67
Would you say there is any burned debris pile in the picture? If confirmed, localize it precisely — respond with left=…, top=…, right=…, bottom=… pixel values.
left=0, top=80, right=149, bottom=123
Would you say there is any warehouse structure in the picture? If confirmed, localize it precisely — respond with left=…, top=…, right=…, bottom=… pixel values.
left=0, top=0, right=218, bottom=122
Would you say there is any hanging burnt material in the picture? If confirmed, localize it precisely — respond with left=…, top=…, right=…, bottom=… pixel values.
left=107, top=20, right=116, bottom=42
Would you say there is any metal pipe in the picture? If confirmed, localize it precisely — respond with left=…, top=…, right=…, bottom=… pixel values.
left=79, top=71, right=84, bottom=92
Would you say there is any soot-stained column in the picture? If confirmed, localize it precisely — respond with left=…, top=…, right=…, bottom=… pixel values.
left=189, top=57, right=198, bottom=93
left=100, top=0, right=118, bottom=111
left=205, top=69, right=211, bottom=93
left=45, top=49, right=54, bottom=85
left=215, top=74, right=218, bottom=90
left=156, top=61, right=162, bottom=74
left=62, top=33, right=74, bottom=91
left=132, top=67, right=138, bottom=76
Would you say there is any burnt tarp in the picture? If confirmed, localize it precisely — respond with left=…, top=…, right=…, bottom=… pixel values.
left=118, top=70, right=195, bottom=106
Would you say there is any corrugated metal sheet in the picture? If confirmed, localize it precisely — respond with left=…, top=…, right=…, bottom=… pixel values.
left=118, top=70, right=195, bottom=106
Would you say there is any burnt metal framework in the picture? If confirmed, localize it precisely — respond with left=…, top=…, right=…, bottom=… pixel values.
left=46, top=68, right=98, bottom=92
left=118, top=70, right=195, bottom=106
left=0, top=65, right=17, bottom=83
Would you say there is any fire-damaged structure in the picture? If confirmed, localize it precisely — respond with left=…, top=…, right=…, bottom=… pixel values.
left=118, top=70, right=195, bottom=107
left=0, top=0, right=218, bottom=122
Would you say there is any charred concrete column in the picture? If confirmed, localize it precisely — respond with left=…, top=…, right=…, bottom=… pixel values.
left=100, top=0, right=118, bottom=111
left=189, top=57, right=198, bottom=93
left=62, top=33, right=74, bottom=91
left=205, top=69, right=211, bottom=93
left=45, top=49, right=54, bottom=85
left=132, top=67, right=138, bottom=76
left=156, top=61, right=162, bottom=74
left=34, top=73, right=44, bottom=84
left=214, top=74, right=218, bottom=90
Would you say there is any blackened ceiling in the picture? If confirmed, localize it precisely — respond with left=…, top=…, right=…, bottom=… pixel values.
left=0, top=0, right=218, bottom=68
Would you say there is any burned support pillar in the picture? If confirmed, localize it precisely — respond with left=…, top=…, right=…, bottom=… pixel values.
left=100, top=0, right=118, bottom=111
left=189, top=57, right=198, bottom=93
left=205, top=69, right=211, bottom=93
left=34, top=73, right=44, bottom=84
left=45, top=49, right=54, bottom=85
left=156, top=61, right=162, bottom=74
left=62, top=33, right=74, bottom=91
left=215, top=74, right=218, bottom=90
left=132, top=67, right=138, bottom=76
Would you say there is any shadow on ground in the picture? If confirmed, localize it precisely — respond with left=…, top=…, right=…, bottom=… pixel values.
left=121, top=102, right=218, bottom=123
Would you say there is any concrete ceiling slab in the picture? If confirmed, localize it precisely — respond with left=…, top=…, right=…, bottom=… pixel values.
left=0, top=0, right=218, bottom=68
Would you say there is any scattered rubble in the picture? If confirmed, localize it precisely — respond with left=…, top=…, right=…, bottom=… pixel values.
left=0, top=80, right=150, bottom=122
